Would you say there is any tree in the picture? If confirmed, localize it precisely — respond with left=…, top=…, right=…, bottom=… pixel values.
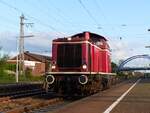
left=0, top=55, right=9, bottom=76
left=0, top=46, right=9, bottom=76
left=111, top=62, right=118, bottom=73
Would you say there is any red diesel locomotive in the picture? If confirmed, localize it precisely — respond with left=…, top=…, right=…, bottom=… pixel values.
left=45, top=32, right=116, bottom=95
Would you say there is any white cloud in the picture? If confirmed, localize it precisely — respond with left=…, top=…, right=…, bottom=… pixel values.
left=25, top=32, right=65, bottom=47
left=0, top=31, right=63, bottom=57
left=1, top=31, right=148, bottom=67
left=0, top=31, right=16, bottom=38
left=25, top=34, right=51, bottom=47
left=110, top=40, right=129, bottom=63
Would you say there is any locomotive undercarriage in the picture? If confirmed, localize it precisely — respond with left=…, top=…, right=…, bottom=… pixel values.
left=45, top=74, right=117, bottom=96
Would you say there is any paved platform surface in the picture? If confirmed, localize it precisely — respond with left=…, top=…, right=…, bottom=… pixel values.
left=111, top=78, right=150, bottom=113
left=49, top=78, right=150, bottom=113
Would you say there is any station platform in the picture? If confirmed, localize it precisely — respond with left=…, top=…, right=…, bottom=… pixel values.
left=49, top=78, right=150, bottom=113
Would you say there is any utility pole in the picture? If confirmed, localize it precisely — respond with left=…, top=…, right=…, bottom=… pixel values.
left=19, top=14, right=24, bottom=76
left=16, top=37, right=19, bottom=83
left=18, top=14, right=34, bottom=77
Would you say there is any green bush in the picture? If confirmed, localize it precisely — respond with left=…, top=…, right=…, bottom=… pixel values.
left=0, top=55, right=8, bottom=78
left=5, top=63, right=16, bottom=72
left=111, top=62, right=118, bottom=73
left=0, top=54, right=43, bottom=83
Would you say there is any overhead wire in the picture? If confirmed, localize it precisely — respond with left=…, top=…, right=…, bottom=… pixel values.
left=77, top=0, right=128, bottom=61
left=0, top=0, right=22, bottom=13
left=0, top=15, right=18, bottom=29
left=93, top=0, right=123, bottom=52
left=38, top=0, right=71, bottom=24
left=78, top=0, right=101, bottom=27
left=0, top=0, right=66, bottom=36
left=36, top=0, right=84, bottom=32
left=23, top=0, right=67, bottom=28
left=94, top=0, right=118, bottom=34
left=47, top=0, right=79, bottom=26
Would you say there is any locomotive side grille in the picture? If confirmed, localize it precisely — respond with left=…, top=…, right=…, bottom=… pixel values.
left=57, top=44, right=82, bottom=67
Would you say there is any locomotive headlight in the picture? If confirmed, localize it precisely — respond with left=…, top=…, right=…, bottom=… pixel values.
left=51, top=65, right=56, bottom=69
left=67, top=37, right=71, bottom=41
left=46, top=75, right=55, bottom=84
left=82, top=64, right=87, bottom=69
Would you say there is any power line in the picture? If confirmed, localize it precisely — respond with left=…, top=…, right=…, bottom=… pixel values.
left=0, top=0, right=65, bottom=36
left=35, top=0, right=83, bottom=32
left=78, top=0, right=109, bottom=36
left=92, top=0, right=124, bottom=52
left=93, top=0, right=119, bottom=36
left=0, top=0, right=23, bottom=13
left=47, top=0, right=76, bottom=25
left=48, top=0, right=97, bottom=31
left=26, top=15, right=65, bottom=35
left=23, top=0, right=66, bottom=27
left=78, top=0, right=101, bottom=27
left=0, top=21, right=17, bottom=30
left=94, top=0, right=111, bottom=28
left=93, top=0, right=124, bottom=38
left=0, top=15, right=18, bottom=27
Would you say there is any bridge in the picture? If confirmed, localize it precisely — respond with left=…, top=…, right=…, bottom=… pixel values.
left=118, top=67, right=150, bottom=71
left=117, top=54, right=150, bottom=72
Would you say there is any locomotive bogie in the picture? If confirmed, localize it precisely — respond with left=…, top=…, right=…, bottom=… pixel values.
left=45, top=73, right=116, bottom=95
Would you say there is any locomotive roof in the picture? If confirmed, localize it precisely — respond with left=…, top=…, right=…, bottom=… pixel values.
left=72, top=32, right=107, bottom=41
left=53, top=32, right=108, bottom=42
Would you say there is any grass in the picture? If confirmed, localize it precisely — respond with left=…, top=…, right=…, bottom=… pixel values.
left=0, top=63, right=44, bottom=83
left=0, top=74, right=16, bottom=84
left=19, top=74, right=44, bottom=83
left=0, top=54, right=43, bottom=83
left=0, top=72, right=44, bottom=84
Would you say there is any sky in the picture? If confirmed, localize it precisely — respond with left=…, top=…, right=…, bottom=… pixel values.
left=0, top=0, right=150, bottom=67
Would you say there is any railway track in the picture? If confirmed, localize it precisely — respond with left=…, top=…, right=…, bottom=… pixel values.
left=0, top=83, right=42, bottom=96
left=0, top=91, right=72, bottom=113
left=0, top=77, right=128, bottom=113
left=30, top=77, right=128, bottom=113
left=3, top=97, right=64, bottom=113
left=0, top=83, right=72, bottom=113
left=0, top=89, right=80, bottom=113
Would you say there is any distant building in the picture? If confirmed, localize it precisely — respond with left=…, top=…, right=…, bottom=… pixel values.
left=7, top=51, right=51, bottom=76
